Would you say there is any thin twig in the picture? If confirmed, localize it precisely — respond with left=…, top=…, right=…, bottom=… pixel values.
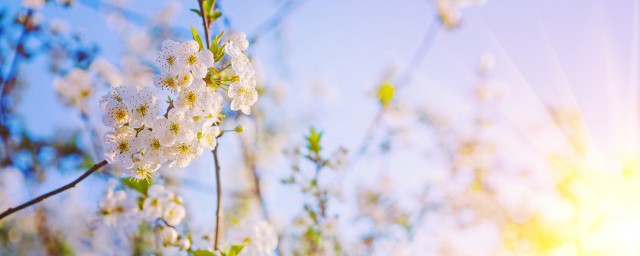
left=0, top=10, right=33, bottom=125
left=249, top=0, right=309, bottom=43
left=212, top=147, right=222, bottom=251
left=198, top=0, right=211, bottom=49
left=0, top=160, right=108, bottom=220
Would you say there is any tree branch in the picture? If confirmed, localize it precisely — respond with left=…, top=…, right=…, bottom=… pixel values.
left=212, top=147, right=222, bottom=251
left=198, top=0, right=211, bottom=49
left=0, top=160, right=108, bottom=221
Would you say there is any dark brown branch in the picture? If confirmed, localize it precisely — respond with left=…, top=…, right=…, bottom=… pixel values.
left=198, top=0, right=211, bottom=49
left=0, top=160, right=108, bottom=221
left=212, top=147, right=222, bottom=251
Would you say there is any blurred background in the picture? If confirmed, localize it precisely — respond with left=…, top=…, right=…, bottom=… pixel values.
left=2, top=0, right=640, bottom=255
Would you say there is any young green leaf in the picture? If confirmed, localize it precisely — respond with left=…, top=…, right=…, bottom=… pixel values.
left=227, top=244, right=245, bottom=256
left=306, top=127, right=323, bottom=156
left=190, top=25, right=204, bottom=51
left=190, top=8, right=202, bottom=17
left=191, top=250, right=216, bottom=256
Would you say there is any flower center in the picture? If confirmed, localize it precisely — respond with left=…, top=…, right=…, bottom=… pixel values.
left=178, top=143, right=190, bottom=154
left=186, top=92, right=197, bottom=106
left=137, top=104, right=148, bottom=116
left=115, top=109, right=128, bottom=122
left=169, top=122, right=180, bottom=135
left=117, top=141, right=129, bottom=152
left=162, top=77, right=177, bottom=91
left=151, top=139, right=161, bottom=150
left=166, top=55, right=176, bottom=66
left=187, top=54, right=197, bottom=65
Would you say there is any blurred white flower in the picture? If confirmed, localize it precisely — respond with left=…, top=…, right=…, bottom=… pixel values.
left=229, top=220, right=278, bottom=256
left=228, top=31, right=249, bottom=52
left=142, top=184, right=169, bottom=220
left=161, top=227, right=179, bottom=246
left=163, top=202, right=186, bottom=226
left=53, top=68, right=94, bottom=113
left=436, top=0, right=486, bottom=29
left=99, top=182, right=138, bottom=226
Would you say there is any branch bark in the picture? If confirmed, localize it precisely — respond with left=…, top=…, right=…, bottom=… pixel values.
left=0, top=160, right=108, bottom=220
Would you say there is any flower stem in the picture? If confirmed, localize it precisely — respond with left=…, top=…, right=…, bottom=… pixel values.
left=0, top=160, right=108, bottom=220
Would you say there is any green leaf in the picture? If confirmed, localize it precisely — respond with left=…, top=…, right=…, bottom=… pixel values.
left=191, top=250, right=216, bottom=256
left=120, top=177, right=151, bottom=195
left=190, top=8, right=202, bottom=17
left=214, top=44, right=226, bottom=62
left=190, top=25, right=204, bottom=51
left=227, top=244, right=245, bottom=256
left=376, top=81, right=395, bottom=107
left=210, top=10, right=222, bottom=22
left=306, top=127, right=323, bottom=156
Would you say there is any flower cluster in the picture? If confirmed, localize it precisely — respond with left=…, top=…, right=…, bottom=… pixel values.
left=100, top=37, right=257, bottom=176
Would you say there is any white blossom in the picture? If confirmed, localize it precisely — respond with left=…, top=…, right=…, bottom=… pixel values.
left=199, top=120, right=220, bottom=150
left=153, top=108, right=196, bottom=146
left=136, top=129, right=167, bottom=164
left=129, top=86, right=159, bottom=128
left=226, top=42, right=258, bottom=115
left=155, top=40, right=185, bottom=75
left=99, top=84, right=137, bottom=109
left=229, top=81, right=258, bottom=115
left=180, top=40, right=214, bottom=79
left=101, top=99, right=131, bottom=128
left=164, top=140, right=203, bottom=169
left=130, top=160, right=160, bottom=181
left=176, top=79, right=210, bottom=117
left=104, top=126, right=138, bottom=170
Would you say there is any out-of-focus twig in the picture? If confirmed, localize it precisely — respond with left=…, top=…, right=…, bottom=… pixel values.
left=249, top=0, right=309, bottom=44
left=0, top=160, right=108, bottom=220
